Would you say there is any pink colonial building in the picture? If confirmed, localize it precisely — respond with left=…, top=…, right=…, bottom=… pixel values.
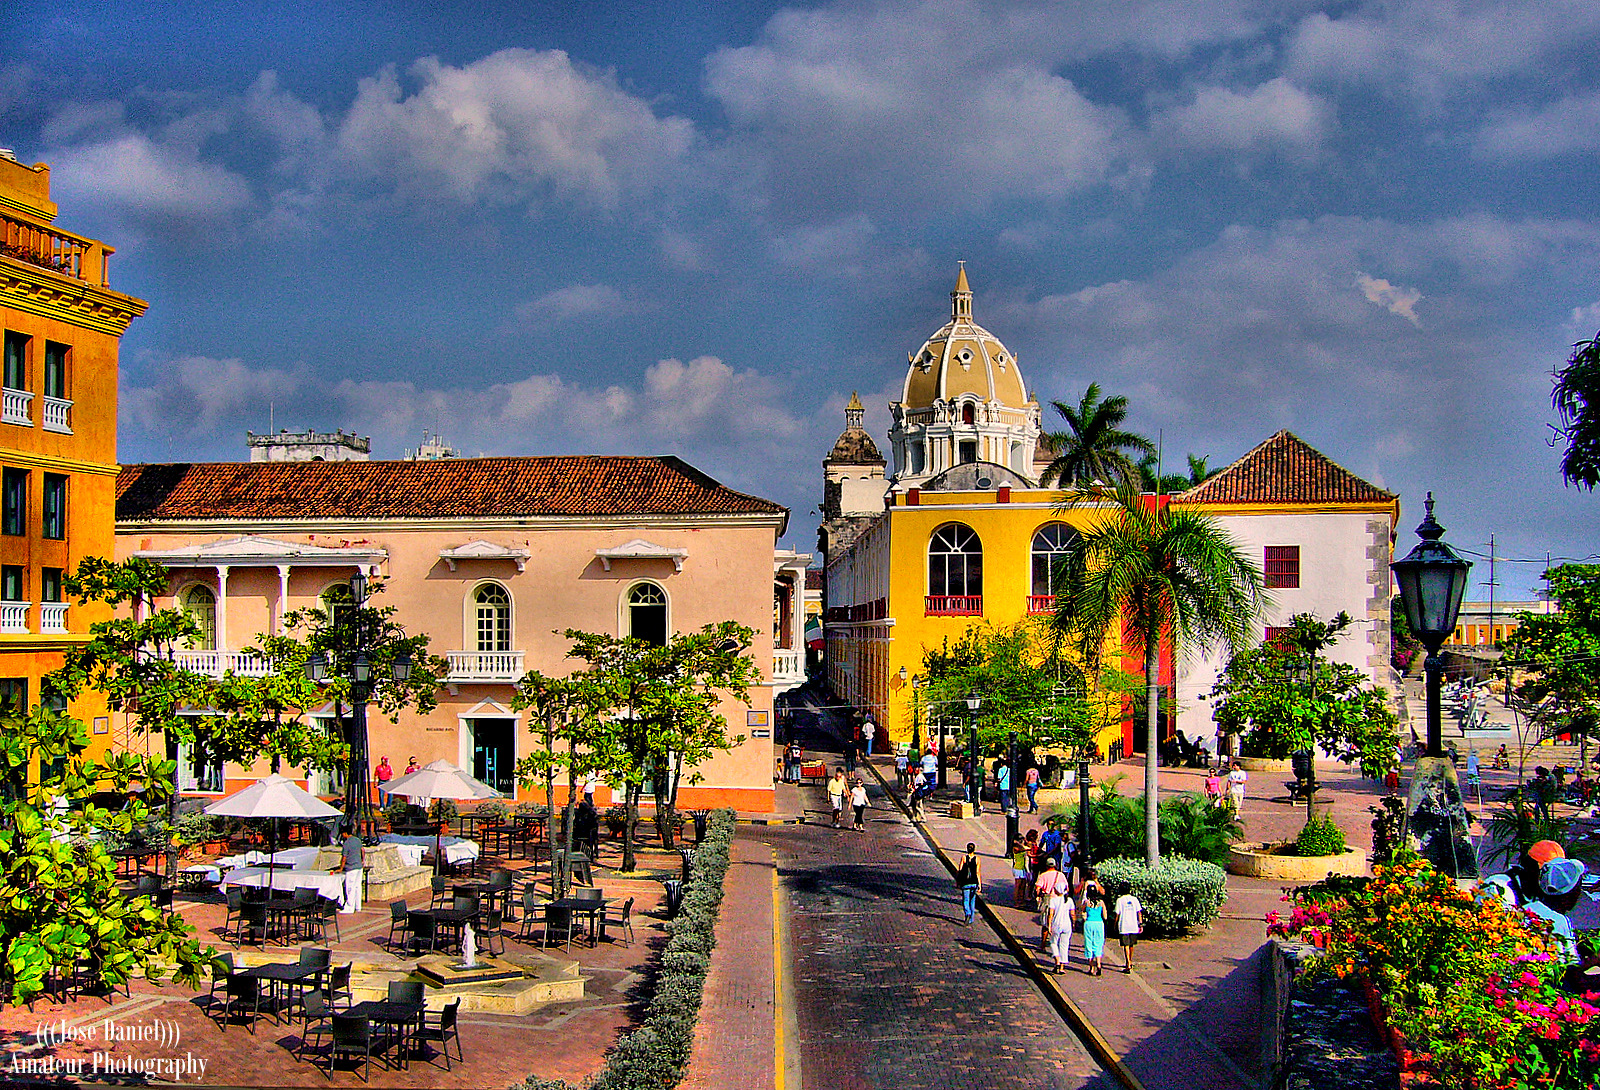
left=115, top=453, right=806, bottom=814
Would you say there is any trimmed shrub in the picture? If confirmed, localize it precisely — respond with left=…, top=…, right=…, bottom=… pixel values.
left=473, top=798, right=509, bottom=823
left=1095, top=856, right=1228, bottom=935
left=1293, top=814, right=1347, bottom=857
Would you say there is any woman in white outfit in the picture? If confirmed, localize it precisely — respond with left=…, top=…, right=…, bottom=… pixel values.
left=1046, top=888, right=1073, bottom=974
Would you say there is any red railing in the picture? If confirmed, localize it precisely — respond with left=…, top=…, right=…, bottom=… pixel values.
left=1, top=212, right=106, bottom=284
left=1027, top=595, right=1057, bottom=615
left=926, top=595, right=982, bottom=616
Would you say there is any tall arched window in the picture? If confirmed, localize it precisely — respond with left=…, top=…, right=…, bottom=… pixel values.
left=961, top=402, right=976, bottom=425
left=927, top=523, right=982, bottom=614
left=628, top=583, right=668, bottom=646
left=474, top=584, right=512, bottom=652
left=1030, top=522, right=1079, bottom=611
left=181, top=585, right=216, bottom=650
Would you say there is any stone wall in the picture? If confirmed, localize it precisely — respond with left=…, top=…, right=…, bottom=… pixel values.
left=1261, top=939, right=1398, bottom=1090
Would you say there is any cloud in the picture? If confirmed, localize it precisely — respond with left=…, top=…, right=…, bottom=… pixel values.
left=42, top=132, right=254, bottom=227
left=1152, top=78, right=1333, bottom=153
left=1356, top=273, right=1423, bottom=326
left=121, top=356, right=305, bottom=435
left=515, top=283, right=629, bottom=323
left=336, top=49, right=695, bottom=208
left=1475, top=90, right=1600, bottom=159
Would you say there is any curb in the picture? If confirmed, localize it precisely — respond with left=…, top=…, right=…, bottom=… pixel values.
left=863, top=761, right=1146, bottom=1090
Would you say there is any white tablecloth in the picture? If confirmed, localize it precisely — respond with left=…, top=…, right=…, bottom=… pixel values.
left=379, top=834, right=480, bottom=864
left=214, top=846, right=324, bottom=871
left=221, top=867, right=345, bottom=898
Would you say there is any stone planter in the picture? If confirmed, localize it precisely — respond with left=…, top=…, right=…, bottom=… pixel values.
left=1227, top=842, right=1368, bottom=881
left=1236, top=757, right=1293, bottom=773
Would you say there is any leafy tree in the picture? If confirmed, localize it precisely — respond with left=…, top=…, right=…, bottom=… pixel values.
left=1504, top=564, right=1600, bottom=764
left=917, top=621, right=1106, bottom=754
left=1208, top=615, right=1398, bottom=777
left=1039, top=382, right=1156, bottom=491
left=1553, top=329, right=1600, bottom=490
left=0, top=704, right=212, bottom=1005
left=1050, top=481, right=1268, bottom=867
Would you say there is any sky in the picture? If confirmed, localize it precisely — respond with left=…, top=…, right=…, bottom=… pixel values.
left=3, top=0, right=1598, bottom=598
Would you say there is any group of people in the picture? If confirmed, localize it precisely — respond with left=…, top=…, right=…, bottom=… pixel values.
left=1201, top=761, right=1250, bottom=811
left=827, top=767, right=871, bottom=830
left=1483, top=839, right=1598, bottom=993
left=374, top=754, right=421, bottom=806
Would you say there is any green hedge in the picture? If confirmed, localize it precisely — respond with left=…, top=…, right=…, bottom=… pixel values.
left=512, top=807, right=737, bottom=1090
left=1095, top=856, right=1228, bottom=936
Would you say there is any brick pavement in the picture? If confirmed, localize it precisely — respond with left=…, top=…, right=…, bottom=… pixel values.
left=753, top=779, right=1104, bottom=1090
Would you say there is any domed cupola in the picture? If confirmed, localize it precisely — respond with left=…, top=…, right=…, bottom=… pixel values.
left=888, top=264, right=1041, bottom=490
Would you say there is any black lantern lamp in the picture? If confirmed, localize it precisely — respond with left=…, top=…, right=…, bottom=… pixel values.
left=391, top=652, right=413, bottom=684
left=305, top=651, right=328, bottom=683
left=1391, top=492, right=1471, bottom=757
left=349, top=569, right=369, bottom=604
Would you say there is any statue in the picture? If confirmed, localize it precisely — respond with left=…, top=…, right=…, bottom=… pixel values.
left=460, top=923, right=478, bottom=969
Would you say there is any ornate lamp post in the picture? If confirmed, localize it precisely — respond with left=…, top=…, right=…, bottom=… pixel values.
left=306, top=572, right=413, bottom=837
left=1390, top=493, right=1475, bottom=877
left=965, top=692, right=981, bottom=813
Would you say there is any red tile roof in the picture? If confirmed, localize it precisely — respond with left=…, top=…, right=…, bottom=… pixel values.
left=117, top=456, right=788, bottom=525
left=1175, top=430, right=1396, bottom=506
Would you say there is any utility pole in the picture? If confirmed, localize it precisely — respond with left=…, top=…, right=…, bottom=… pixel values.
left=1487, top=534, right=1496, bottom=647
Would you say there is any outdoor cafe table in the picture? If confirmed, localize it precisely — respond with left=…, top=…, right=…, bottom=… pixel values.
left=378, top=834, right=480, bottom=866
left=549, top=896, right=614, bottom=947
left=236, top=962, right=320, bottom=1023
left=345, top=999, right=425, bottom=1067
left=222, top=867, right=345, bottom=900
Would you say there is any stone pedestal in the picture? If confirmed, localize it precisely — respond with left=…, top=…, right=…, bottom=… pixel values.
left=1406, top=756, right=1478, bottom=878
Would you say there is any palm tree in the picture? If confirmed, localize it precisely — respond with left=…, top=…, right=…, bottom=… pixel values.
left=1051, top=481, right=1269, bottom=867
left=1039, top=383, right=1155, bottom=490
left=1137, top=452, right=1219, bottom=495
left=1554, top=329, right=1600, bottom=489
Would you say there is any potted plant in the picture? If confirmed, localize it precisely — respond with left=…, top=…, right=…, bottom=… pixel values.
left=604, top=805, right=628, bottom=838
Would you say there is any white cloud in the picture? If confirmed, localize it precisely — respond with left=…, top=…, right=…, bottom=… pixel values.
left=121, top=356, right=304, bottom=435
left=42, top=132, right=254, bottom=226
left=1356, top=273, right=1423, bottom=326
left=336, top=49, right=695, bottom=207
left=1152, top=78, right=1333, bottom=152
left=1476, top=90, right=1600, bottom=159
left=515, top=283, right=628, bottom=323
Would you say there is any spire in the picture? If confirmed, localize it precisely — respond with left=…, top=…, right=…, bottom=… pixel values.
left=951, top=261, right=972, bottom=320
left=845, top=391, right=865, bottom=430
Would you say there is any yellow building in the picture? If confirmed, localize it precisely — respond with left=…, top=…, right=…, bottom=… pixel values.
left=1, top=153, right=145, bottom=762
left=822, top=267, right=1141, bottom=757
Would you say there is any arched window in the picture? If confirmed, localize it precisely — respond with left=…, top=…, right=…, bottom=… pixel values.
left=628, top=583, right=668, bottom=647
left=474, top=583, right=512, bottom=652
left=961, top=402, right=976, bottom=425
left=181, top=585, right=216, bottom=650
left=1030, top=522, right=1079, bottom=609
left=928, top=523, right=982, bottom=601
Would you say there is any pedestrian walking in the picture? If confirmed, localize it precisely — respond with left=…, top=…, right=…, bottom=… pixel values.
left=1081, top=885, right=1107, bottom=975
left=1024, top=764, right=1041, bottom=813
left=1226, top=760, right=1248, bottom=813
left=375, top=755, right=393, bottom=805
left=338, top=822, right=365, bottom=915
left=1114, top=889, right=1144, bottom=973
left=1203, top=766, right=1222, bottom=808
left=920, top=747, right=939, bottom=785
left=908, top=767, right=927, bottom=821
left=997, top=761, right=1014, bottom=813
left=956, top=843, right=982, bottom=925
left=850, top=778, right=869, bottom=830
left=1045, top=885, right=1073, bottom=973
left=862, top=716, right=876, bottom=757
left=1034, top=857, right=1068, bottom=950
left=895, top=749, right=910, bottom=791
left=785, top=740, right=802, bottom=783
left=1531, top=766, right=1555, bottom=821
left=829, top=769, right=847, bottom=828
left=1011, top=837, right=1031, bottom=906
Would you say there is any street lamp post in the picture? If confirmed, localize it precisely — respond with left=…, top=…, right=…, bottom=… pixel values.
left=966, top=692, right=981, bottom=814
left=1005, top=729, right=1019, bottom=849
left=306, top=572, right=412, bottom=838
left=1076, top=751, right=1093, bottom=864
left=1390, top=492, right=1476, bottom=877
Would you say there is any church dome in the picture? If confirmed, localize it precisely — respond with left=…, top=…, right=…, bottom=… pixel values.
left=824, top=392, right=885, bottom=466
left=901, top=264, right=1030, bottom=411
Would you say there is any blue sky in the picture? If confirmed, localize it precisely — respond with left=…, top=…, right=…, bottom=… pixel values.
left=4, top=0, right=1598, bottom=595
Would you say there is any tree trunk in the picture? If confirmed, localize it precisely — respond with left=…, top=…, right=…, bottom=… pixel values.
left=558, top=773, right=578, bottom=901
left=654, top=770, right=675, bottom=849
left=1144, top=636, right=1161, bottom=869
left=543, top=715, right=556, bottom=867
left=622, top=782, right=638, bottom=873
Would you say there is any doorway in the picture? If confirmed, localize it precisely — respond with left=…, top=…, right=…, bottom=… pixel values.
left=469, top=718, right=515, bottom=795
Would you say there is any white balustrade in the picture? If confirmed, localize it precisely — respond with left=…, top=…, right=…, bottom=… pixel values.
left=39, top=602, right=67, bottom=633
left=1, top=388, right=32, bottom=426
left=446, top=650, right=526, bottom=683
left=41, top=396, right=72, bottom=433
left=0, top=602, right=30, bottom=633
left=171, top=650, right=273, bottom=678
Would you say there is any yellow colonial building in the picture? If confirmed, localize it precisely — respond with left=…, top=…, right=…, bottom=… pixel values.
left=821, top=267, right=1144, bottom=757
left=0, top=152, right=144, bottom=762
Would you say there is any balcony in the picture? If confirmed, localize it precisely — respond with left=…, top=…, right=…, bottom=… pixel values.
left=0, top=601, right=29, bottom=633
left=1027, top=595, right=1057, bottom=615
left=926, top=595, right=982, bottom=616
left=772, top=648, right=805, bottom=695
left=171, top=650, right=273, bottom=678
left=2, top=211, right=107, bottom=284
left=39, top=602, right=67, bottom=633
left=2, top=387, right=32, bottom=426
left=41, top=396, right=71, bottom=434
left=446, top=650, right=525, bottom=683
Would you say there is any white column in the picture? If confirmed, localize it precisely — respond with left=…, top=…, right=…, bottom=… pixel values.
left=213, top=565, right=230, bottom=654
left=276, top=565, right=291, bottom=635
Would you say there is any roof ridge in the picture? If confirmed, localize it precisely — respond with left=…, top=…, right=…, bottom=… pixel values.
left=1175, top=430, right=1395, bottom=506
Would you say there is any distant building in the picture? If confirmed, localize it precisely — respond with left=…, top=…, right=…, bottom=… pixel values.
left=1445, top=599, right=1558, bottom=648
left=117, top=455, right=793, bottom=812
left=1, top=152, right=146, bottom=766
left=404, top=431, right=461, bottom=461
left=247, top=429, right=370, bottom=462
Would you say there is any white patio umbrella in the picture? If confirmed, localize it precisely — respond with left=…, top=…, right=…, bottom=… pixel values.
left=206, top=773, right=343, bottom=895
left=382, top=760, right=498, bottom=873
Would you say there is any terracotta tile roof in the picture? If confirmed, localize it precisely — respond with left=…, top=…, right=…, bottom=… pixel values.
left=1175, top=430, right=1396, bottom=506
left=117, top=456, right=788, bottom=524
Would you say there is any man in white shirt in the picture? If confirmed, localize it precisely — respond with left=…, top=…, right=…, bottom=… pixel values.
left=1114, top=891, right=1144, bottom=973
left=862, top=716, right=877, bottom=756
left=1226, top=761, right=1248, bottom=812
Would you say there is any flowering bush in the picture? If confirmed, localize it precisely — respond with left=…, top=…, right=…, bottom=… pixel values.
left=1268, top=859, right=1600, bottom=1089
